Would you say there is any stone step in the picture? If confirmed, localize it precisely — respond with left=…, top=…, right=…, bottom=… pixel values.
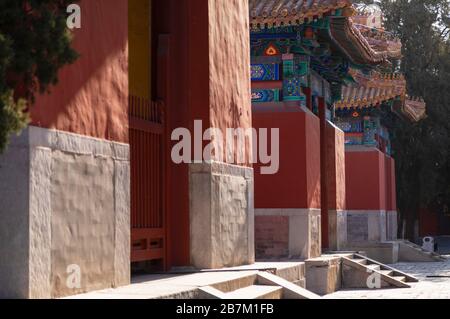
left=366, top=264, right=381, bottom=271
left=342, top=254, right=418, bottom=289
left=380, top=270, right=394, bottom=276
left=353, top=253, right=418, bottom=283
left=223, top=285, right=283, bottom=300
left=351, top=258, right=367, bottom=265
left=392, top=276, right=406, bottom=283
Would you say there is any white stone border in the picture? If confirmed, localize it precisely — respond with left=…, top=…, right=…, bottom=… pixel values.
left=28, top=126, right=129, bottom=161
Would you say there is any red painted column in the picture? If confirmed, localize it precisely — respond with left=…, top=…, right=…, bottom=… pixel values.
left=319, top=97, right=329, bottom=249
left=326, top=122, right=347, bottom=250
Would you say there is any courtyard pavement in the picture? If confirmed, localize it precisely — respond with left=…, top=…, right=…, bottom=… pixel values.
left=324, top=256, right=450, bottom=299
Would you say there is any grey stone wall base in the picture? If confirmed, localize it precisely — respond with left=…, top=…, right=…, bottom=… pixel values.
left=328, top=210, right=348, bottom=251
left=189, top=161, right=255, bottom=269
left=346, top=210, right=387, bottom=244
left=386, top=211, right=398, bottom=241
left=0, top=126, right=130, bottom=298
left=256, top=209, right=322, bottom=259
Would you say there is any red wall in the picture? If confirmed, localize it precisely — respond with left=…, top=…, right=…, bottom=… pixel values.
left=253, top=110, right=321, bottom=209
left=31, top=0, right=129, bottom=143
left=345, top=149, right=388, bottom=211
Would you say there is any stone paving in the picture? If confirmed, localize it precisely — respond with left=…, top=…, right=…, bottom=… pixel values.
left=325, top=256, right=450, bottom=299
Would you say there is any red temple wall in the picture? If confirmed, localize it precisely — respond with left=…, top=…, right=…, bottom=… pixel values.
left=31, top=0, right=129, bottom=143
left=253, top=110, right=321, bottom=209
left=345, top=149, right=388, bottom=211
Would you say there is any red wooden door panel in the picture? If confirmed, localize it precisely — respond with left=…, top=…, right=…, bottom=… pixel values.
left=129, top=96, right=166, bottom=265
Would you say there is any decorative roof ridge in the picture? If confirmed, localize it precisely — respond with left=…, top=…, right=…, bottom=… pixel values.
left=353, top=23, right=400, bottom=44
left=401, top=97, right=427, bottom=122
left=353, top=23, right=403, bottom=59
left=249, top=0, right=353, bottom=28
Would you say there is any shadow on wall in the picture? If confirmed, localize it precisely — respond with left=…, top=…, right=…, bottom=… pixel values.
left=30, top=0, right=129, bottom=143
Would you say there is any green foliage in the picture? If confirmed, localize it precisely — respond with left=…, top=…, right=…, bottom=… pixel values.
left=0, top=92, right=29, bottom=152
left=0, top=0, right=78, bottom=153
left=360, top=0, right=450, bottom=237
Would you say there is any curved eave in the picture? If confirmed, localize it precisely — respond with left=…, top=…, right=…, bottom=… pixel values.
left=328, top=17, right=388, bottom=66
left=335, top=72, right=407, bottom=110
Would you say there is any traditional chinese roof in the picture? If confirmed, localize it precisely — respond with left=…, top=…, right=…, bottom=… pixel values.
left=249, top=0, right=353, bottom=27
left=335, top=71, right=427, bottom=122
left=249, top=0, right=395, bottom=65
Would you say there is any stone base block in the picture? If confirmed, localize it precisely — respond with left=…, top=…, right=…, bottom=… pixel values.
left=255, top=209, right=321, bottom=260
left=305, top=256, right=341, bottom=295
left=347, top=210, right=387, bottom=243
left=189, top=162, right=255, bottom=269
left=0, top=127, right=130, bottom=298
left=386, top=211, right=398, bottom=241
left=328, top=210, right=348, bottom=251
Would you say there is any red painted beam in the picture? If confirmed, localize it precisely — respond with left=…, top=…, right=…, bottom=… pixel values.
left=251, top=80, right=283, bottom=89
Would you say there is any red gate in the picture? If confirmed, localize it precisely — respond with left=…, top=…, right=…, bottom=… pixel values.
left=129, top=95, right=166, bottom=267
